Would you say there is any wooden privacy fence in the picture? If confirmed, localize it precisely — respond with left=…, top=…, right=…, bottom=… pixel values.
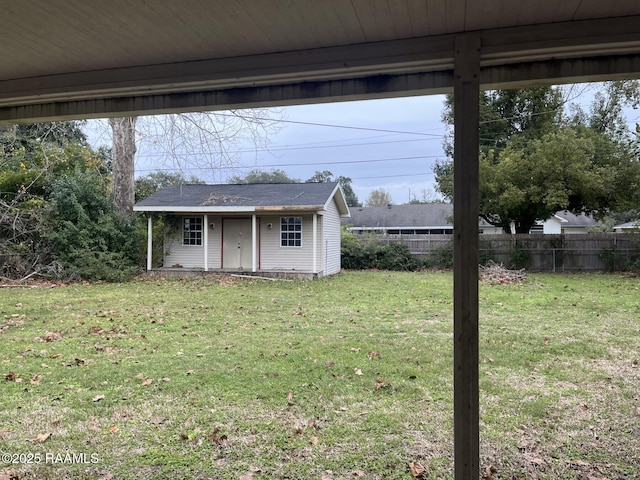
left=373, top=233, right=640, bottom=272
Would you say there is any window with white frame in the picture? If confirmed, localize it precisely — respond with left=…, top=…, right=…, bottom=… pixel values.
left=281, top=216, right=302, bottom=247
left=182, top=216, right=203, bottom=246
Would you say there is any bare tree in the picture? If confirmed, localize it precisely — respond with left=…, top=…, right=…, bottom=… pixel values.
left=109, top=117, right=137, bottom=216
left=365, top=188, right=393, bottom=207
left=105, top=109, right=284, bottom=214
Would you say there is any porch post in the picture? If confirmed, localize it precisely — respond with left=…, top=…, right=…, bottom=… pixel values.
left=146, top=215, right=153, bottom=271
left=203, top=214, right=209, bottom=271
left=453, top=32, right=481, bottom=480
left=251, top=214, right=257, bottom=272
left=312, top=213, right=318, bottom=274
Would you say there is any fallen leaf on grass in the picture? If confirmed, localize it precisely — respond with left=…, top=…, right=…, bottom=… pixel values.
left=354, top=368, right=363, bottom=376
left=141, top=378, right=153, bottom=386
left=374, top=379, right=389, bottom=391
left=5, top=372, right=22, bottom=382
left=351, top=471, right=366, bottom=477
left=108, top=426, right=119, bottom=433
left=92, top=394, right=105, bottom=402
left=409, top=461, right=426, bottom=478
left=30, top=373, right=42, bottom=384
left=0, top=469, right=16, bottom=480
left=89, top=417, right=100, bottom=431
left=41, top=331, right=63, bottom=342
left=186, top=370, right=194, bottom=375
left=35, top=433, right=51, bottom=443
left=482, top=465, right=498, bottom=479
left=207, top=427, right=227, bottom=445
left=367, top=351, right=381, bottom=360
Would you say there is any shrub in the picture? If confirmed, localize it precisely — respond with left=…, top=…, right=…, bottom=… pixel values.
left=375, top=242, right=420, bottom=271
left=46, top=171, right=142, bottom=281
left=341, top=230, right=421, bottom=271
left=433, top=241, right=454, bottom=269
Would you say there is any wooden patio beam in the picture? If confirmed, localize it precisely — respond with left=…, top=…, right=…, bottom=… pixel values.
left=453, top=32, right=481, bottom=480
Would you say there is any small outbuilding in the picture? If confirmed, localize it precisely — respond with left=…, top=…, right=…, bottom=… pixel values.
left=134, top=182, right=350, bottom=279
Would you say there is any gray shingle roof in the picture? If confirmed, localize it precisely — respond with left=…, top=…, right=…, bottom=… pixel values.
left=134, top=182, right=347, bottom=212
left=343, top=205, right=595, bottom=229
left=344, top=204, right=454, bottom=228
left=553, top=210, right=598, bottom=227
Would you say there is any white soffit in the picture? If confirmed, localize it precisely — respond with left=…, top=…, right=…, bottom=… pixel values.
left=1, top=1, right=640, bottom=122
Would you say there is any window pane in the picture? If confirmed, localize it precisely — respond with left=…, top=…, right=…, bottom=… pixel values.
left=281, top=216, right=302, bottom=247
left=183, top=216, right=203, bottom=246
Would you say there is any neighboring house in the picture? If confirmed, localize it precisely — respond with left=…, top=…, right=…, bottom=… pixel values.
left=613, top=221, right=640, bottom=232
left=343, top=205, right=597, bottom=235
left=343, top=204, right=499, bottom=234
left=133, top=182, right=350, bottom=279
left=530, top=211, right=599, bottom=234
left=344, top=204, right=456, bottom=235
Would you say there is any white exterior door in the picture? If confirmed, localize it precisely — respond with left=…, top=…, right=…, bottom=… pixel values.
left=222, top=218, right=253, bottom=269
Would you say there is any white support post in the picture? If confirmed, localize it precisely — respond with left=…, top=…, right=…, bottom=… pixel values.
left=252, top=214, right=258, bottom=272
left=312, top=213, right=318, bottom=274
left=203, top=214, right=209, bottom=272
left=146, top=215, right=153, bottom=271
left=453, top=32, right=481, bottom=480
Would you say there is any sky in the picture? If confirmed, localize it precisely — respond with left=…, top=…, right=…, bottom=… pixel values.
left=85, top=84, right=640, bottom=207
left=87, top=94, right=449, bottom=206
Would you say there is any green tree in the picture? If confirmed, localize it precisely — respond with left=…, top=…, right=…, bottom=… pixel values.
left=227, top=168, right=299, bottom=184
left=435, top=82, right=640, bottom=233
left=0, top=122, right=139, bottom=281
left=46, top=169, right=141, bottom=281
left=365, top=188, right=393, bottom=207
left=306, top=170, right=361, bottom=207
left=135, top=171, right=204, bottom=202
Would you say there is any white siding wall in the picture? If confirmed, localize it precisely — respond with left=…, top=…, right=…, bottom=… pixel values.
left=259, top=215, right=314, bottom=272
left=163, top=215, right=223, bottom=269
left=161, top=208, right=342, bottom=276
left=322, top=199, right=343, bottom=276
left=207, top=216, right=222, bottom=268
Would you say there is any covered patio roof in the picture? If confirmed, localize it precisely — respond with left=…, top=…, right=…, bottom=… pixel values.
left=1, top=1, right=640, bottom=122
left=2, top=2, right=639, bottom=478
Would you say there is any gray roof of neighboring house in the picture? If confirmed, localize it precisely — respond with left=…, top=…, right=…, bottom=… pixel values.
left=614, top=221, right=640, bottom=229
left=343, top=205, right=597, bottom=229
left=134, top=182, right=349, bottom=215
left=344, top=204, right=455, bottom=229
left=553, top=210, right=599, bottom=227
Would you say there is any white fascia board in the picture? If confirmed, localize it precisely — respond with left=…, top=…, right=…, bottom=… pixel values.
left=133, top=206, right=256, bottom=213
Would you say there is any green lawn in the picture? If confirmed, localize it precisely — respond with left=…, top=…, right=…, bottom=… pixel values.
left=1, top=271, right=638, bottom=479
